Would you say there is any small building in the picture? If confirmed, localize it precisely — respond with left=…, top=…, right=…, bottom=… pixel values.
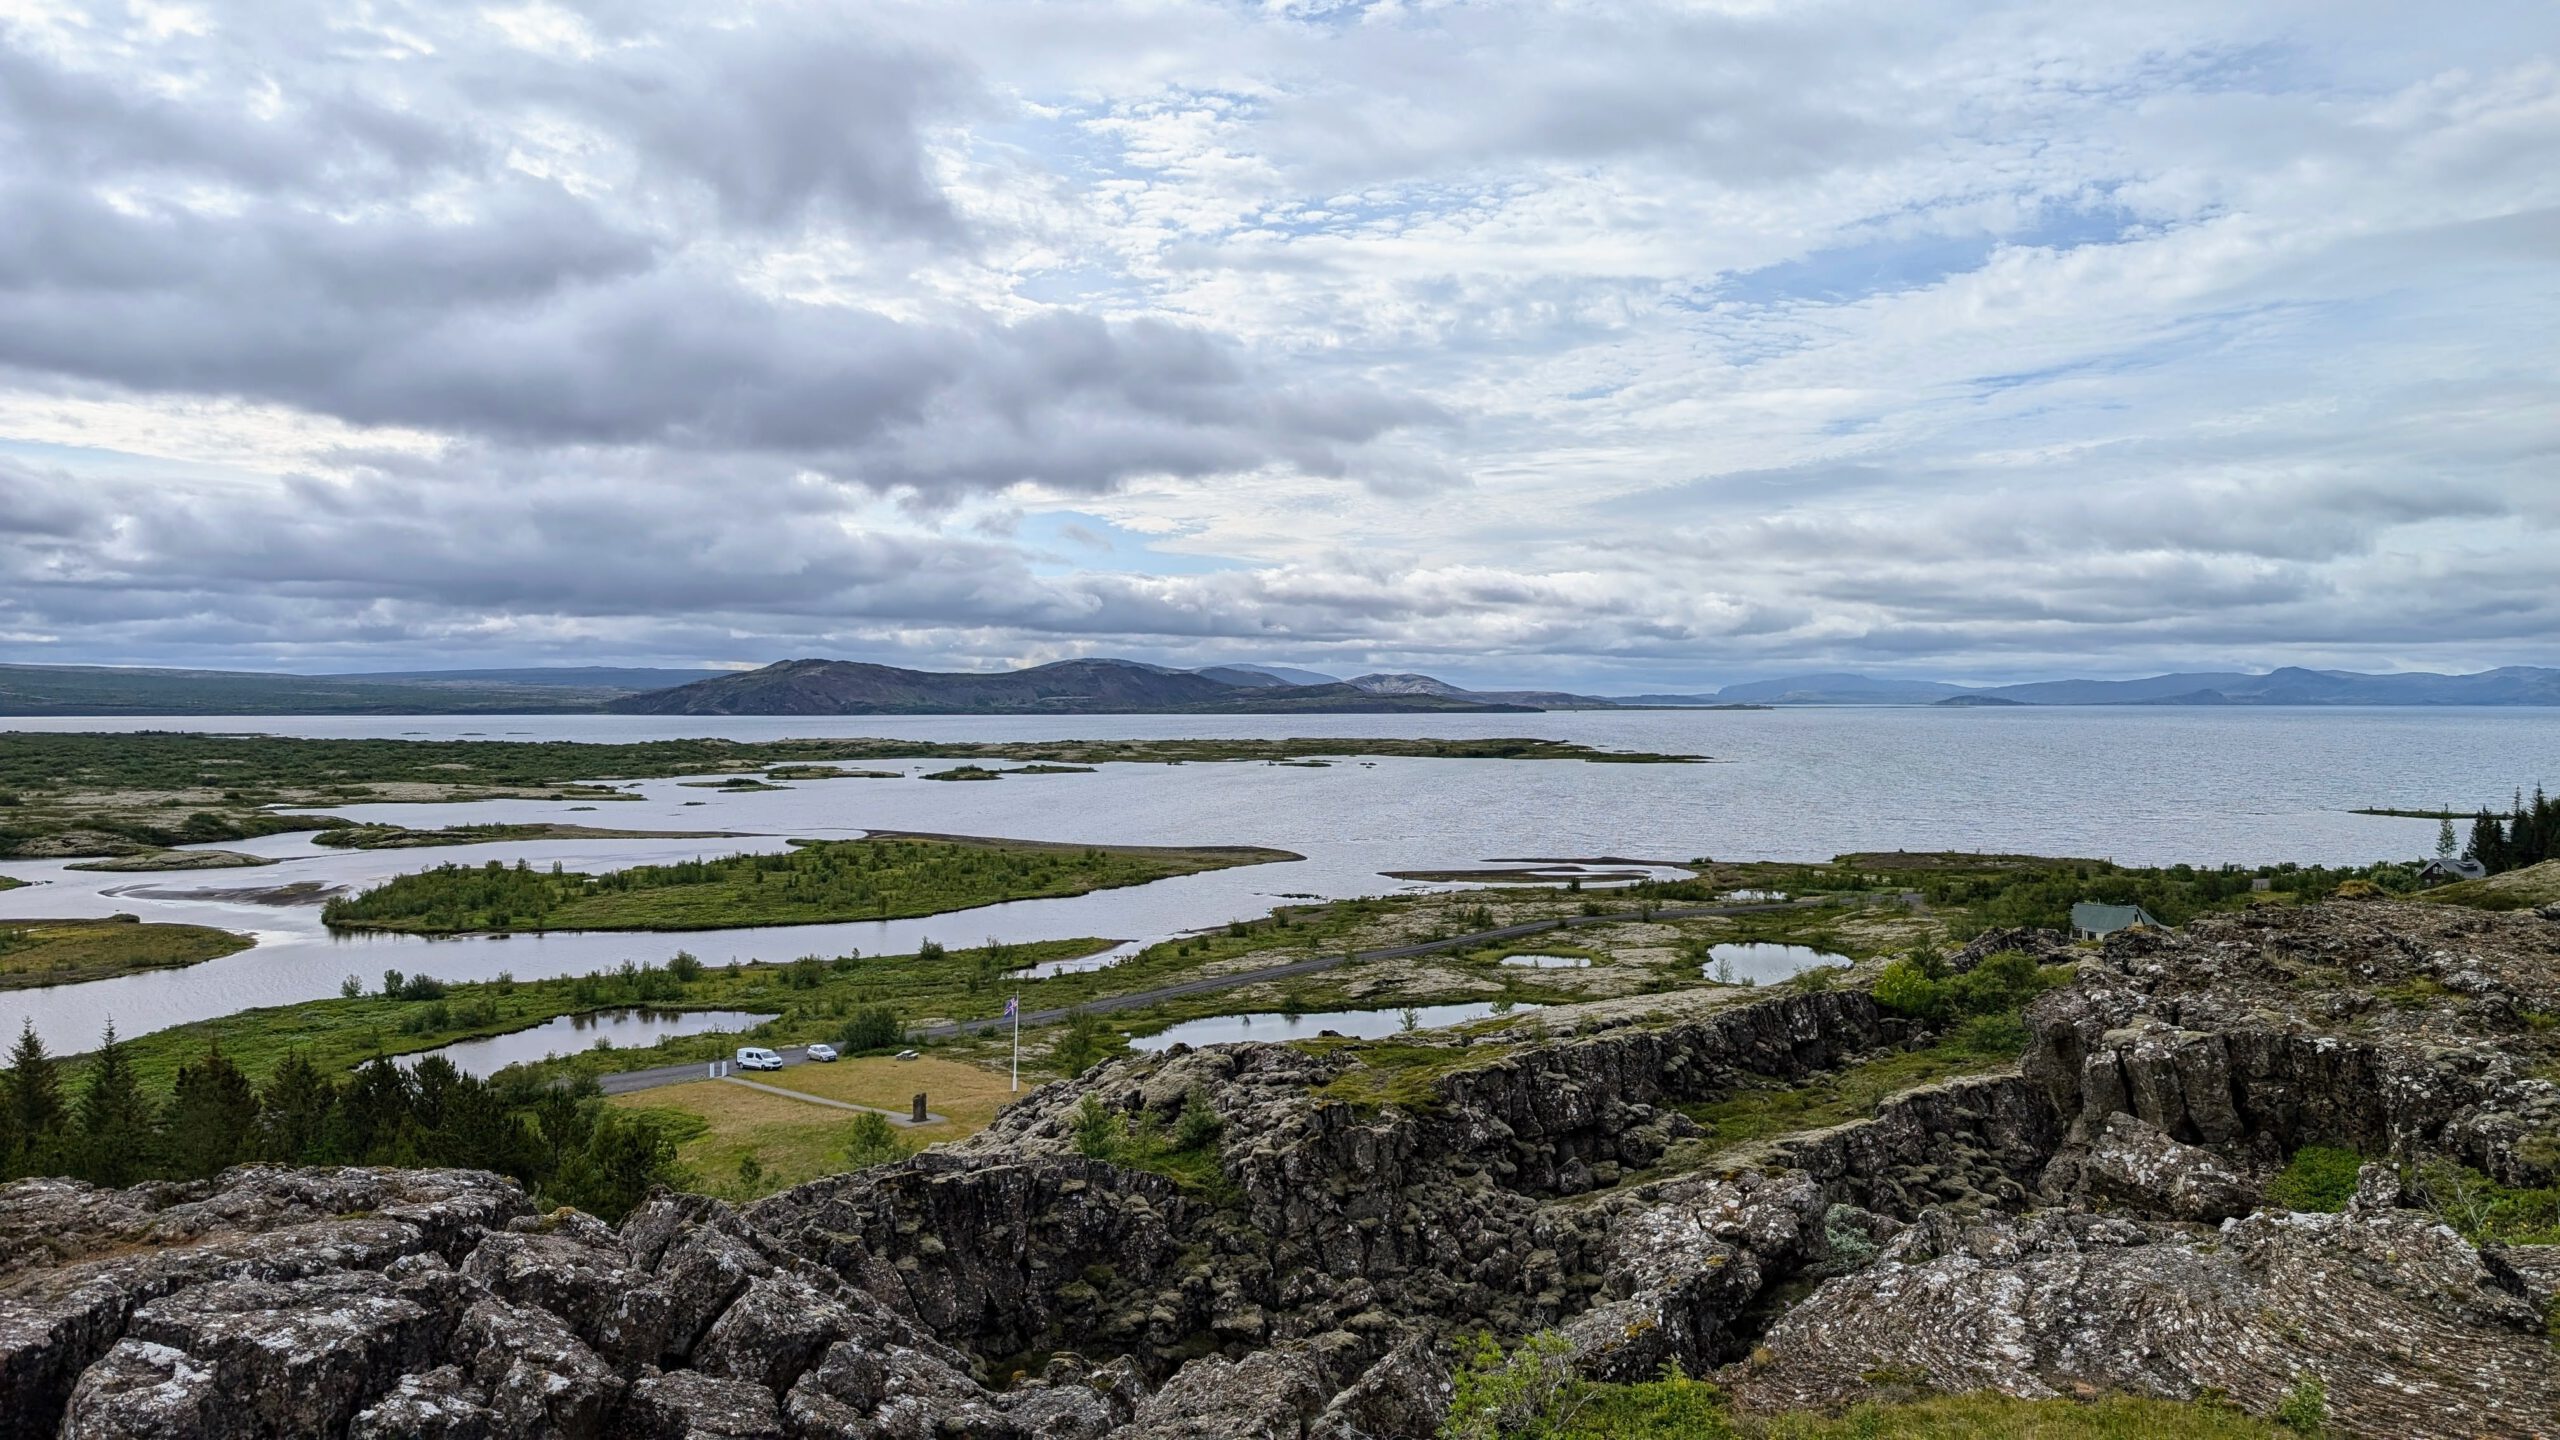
left=2071, top=901, right=2163, bottom=940
left=2416, top=857, right=2487, bottom=886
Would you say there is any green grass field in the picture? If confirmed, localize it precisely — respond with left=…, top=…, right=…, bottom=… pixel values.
left=0, top=918, right=252, bottom=991
left=321, top=834, right=1299, bottom=935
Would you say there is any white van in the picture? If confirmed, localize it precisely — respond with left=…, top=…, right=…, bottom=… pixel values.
left=734, top=1046, right=784, bottom=1071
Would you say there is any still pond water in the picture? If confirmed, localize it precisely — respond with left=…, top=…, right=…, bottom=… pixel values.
left=398, top=1008, right=778, bottom=1078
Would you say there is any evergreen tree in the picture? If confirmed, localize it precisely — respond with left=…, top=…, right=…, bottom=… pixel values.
left=163, top=1044, right=259, bottom=1179
left=2467, top=809, right=2508, bottom=871
left=72, top=1023, right=158, bottom=1187
left=4, top=1020, right=63, bottom=1174
left=255, top=1053, right=339, bottom=1163
left=331, top=1059, right=417, bottom=1162
left=2437, top=816, right=2458, bottom=861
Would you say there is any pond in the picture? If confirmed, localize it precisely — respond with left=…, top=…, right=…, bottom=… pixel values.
left=400, top=1008, right=778, bottom=1077
left=1131, top=999, right=1540, bottom=1050
left=1498, top=953, right=1591, bottom=968
left=1013, top=940, right=1146, bottom=978
left=1699, top=942, right=1850, bottom=984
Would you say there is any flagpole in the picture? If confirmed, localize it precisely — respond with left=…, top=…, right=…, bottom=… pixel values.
left=1010, top=993, right=1020, bottom=1091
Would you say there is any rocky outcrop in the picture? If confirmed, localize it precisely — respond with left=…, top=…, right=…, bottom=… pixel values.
left=0, top=1168, right=1112, bottom=1440
left=1731, top=1192, right=2559, bottom=1436
left=6, top=902, right=2558, bottom=1438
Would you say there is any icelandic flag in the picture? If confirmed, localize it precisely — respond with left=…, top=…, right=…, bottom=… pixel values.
left=1003, top=995, right=1019, bottom=1019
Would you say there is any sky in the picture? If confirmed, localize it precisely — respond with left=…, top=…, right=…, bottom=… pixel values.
left=0, top=0, right=2555, bottom=692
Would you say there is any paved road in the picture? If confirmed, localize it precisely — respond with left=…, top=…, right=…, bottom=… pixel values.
left=594, top=897, right=1837, bottom=1096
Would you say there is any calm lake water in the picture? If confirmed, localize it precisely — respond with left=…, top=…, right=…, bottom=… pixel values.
left=1701, top=942, right=1852, bottom=984
left=399, top=1008, right=778, bottom=1078
left=1, top=707, right=2549, bottom=1048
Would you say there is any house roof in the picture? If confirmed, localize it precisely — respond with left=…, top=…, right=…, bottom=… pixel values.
left=2071, top=901, right=2161, bottom=934
left=2419, top=857, right=2487, bottom=879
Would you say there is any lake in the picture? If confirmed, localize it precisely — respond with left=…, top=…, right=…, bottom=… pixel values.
left=1, top=706, right=2548, bottom=1048
left=399, top=1008, right=778, bottom=1078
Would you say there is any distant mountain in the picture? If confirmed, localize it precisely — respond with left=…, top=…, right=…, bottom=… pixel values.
left=1193, top=663, right=1339, bottom=686
left=1706, top=674, right=1972, bottom=705
left=1190, top=666, right=1302, bottom=688
left=324, top=666, right=724, bottom=691
left=605, top=659, right=1530, bottom=716
left=1618, top=666, right=2560, bottom=707
left=2204, top=666, right=2560, bottom=706
left=1342, top=673, right=1619, bottom=709
left=1971, top=672, right=2266, bottom=705
left=0, top=662, right=680, bottom=715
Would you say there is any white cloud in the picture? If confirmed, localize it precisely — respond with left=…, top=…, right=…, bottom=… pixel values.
left=0, top=0, right=2555, bottom=684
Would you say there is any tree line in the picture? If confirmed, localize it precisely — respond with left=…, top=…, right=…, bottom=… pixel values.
left=0, top=1021, right=680, bottom=1219
left=2467, top=787, right=2558, bottom=875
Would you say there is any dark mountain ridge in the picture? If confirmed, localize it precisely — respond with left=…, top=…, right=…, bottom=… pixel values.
left=1637, top=665, right=2560, bottom=707
left=604, top=658, right=1530, bottom=716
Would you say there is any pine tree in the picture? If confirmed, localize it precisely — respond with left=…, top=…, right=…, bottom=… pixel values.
left=255, top=1052, right=339, bottom=1163
left=3, top=1020, right=62, bottom=1174
left=2437, top=816, right=2458, bottom=861
left=163, top=1044, right=260, bottom=1179
left=72, top=1022, right=158, bottom=1187
left=2468, top=809, right=2508, bottom=872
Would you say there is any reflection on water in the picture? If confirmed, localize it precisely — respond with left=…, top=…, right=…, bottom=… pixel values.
left=1700, top=943, right=1848, bottom=984
left=1498, top=953, right=1590, bottom=968
left=1132, top=1000, right=1538, bottom=1050
left=400, top=1008, right=777, bottom=1077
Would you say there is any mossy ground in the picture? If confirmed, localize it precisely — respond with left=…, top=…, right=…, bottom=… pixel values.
left=321, top=835, right=1296, bottom=935
left=0, top=918, right=252, bottom=991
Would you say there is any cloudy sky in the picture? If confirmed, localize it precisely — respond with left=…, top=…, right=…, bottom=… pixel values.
left=1, top=0, right=2554, bottom=690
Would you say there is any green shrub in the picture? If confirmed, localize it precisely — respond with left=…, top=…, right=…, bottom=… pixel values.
left=1172, top=1087, right=1223, bottom=1151
left=838, top=1005, right=905, bottom=1054
left=1070, top=1095, right=1122, bottom=1160
left=838, top=1110, right=913, bottom=1169
left=1871, top=958, right=1946, bottom=1019
left=2274, top=1375, right=2327, bottom=1433
left=2266, top=1146, right=2361, bottom=1213
left=1440, top=1331, right=1582, bottom=1440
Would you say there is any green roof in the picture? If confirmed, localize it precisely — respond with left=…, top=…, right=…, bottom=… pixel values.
left=2071, top=902, right=2161, bottom=934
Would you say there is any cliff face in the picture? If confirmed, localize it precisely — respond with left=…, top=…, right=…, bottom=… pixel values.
left=4, top=901, right=2558, bottom=1438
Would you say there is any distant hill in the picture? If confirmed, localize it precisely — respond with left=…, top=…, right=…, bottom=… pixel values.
left=324, top=666, right=724, bottom=691
left=0, top=663, right=689, bottom=715
left=1342, top=673, right=1620, bottom=709
left=7, top=657, right=2554, bottom=715
left=1935, top=694, right=2027, bottom=707
left=605, top=659, right=1530, bottom=716
left=1617, top=666, right=2560, bottom=707
left=1192, top=663, right=1339, bottom=687
left=1706, top=674, right=1972, bottom=705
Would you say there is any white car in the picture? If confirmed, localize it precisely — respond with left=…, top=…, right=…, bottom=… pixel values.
left=734, top=1046, right=784, bottom=1071
left=804, top=1043, right=839, bottom=1063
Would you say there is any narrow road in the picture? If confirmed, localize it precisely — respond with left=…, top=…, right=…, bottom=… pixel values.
left=595, top=897, right=1838, bottom=1096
